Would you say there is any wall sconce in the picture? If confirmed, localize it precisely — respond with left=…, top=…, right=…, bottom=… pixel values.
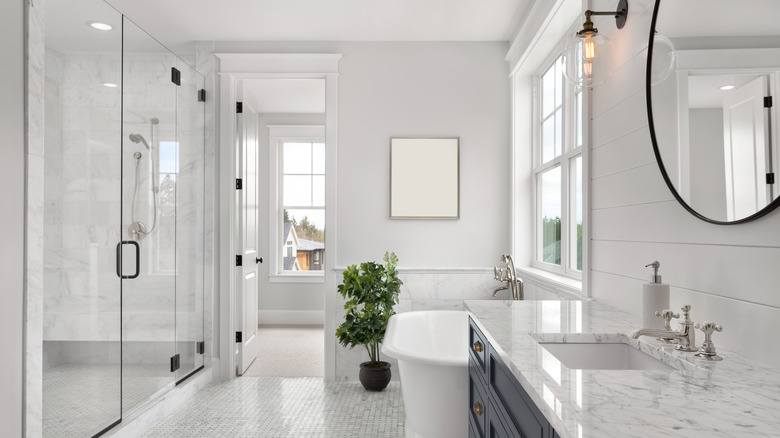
left=563, top=0, right=628, bottom=89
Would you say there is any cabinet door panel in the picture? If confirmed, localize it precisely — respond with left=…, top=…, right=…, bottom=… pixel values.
left=488, top=399, right=521, bottom=438
left=488, top=347, right=545, bottom=438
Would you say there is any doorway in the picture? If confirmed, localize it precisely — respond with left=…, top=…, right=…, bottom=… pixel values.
left=216, top=53, right=340, bottom=382
left=224, top=70, right=336, bottom=378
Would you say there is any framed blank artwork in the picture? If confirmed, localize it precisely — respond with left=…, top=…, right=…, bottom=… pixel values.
left=390, top=137, right=459, bottom=219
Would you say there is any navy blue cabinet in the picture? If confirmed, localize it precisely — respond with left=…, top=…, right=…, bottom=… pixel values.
left=469, top=317, right=558, bottom=438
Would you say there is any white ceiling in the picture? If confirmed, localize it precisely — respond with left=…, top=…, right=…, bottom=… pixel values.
left=105, top=0, right=532, bottom=54
left=688, top=74, right=762, bottom=109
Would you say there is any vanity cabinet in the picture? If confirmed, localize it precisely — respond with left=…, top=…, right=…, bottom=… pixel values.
left=469, top=317, right=558, bottom=438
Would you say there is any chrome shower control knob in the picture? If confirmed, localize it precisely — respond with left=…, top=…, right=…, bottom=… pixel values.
left=694, top=322, right=723, bottom=361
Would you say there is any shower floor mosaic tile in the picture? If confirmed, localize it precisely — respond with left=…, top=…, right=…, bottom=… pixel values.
left=43, top=363, right=173, bottom=437
left=141, top=377, right=405, bottom=437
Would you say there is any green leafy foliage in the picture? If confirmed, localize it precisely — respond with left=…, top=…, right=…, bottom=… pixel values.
left=335, top=252, right=402, bottom=364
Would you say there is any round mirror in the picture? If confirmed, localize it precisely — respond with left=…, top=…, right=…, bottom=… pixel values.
left=647, top=0, right=780, bottom=224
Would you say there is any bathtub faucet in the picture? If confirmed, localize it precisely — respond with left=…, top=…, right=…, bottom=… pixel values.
left=492, top=254, right=523, bottom=300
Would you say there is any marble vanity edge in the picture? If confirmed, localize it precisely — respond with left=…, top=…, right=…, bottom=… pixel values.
left=464, top=299, right=780, bottom=438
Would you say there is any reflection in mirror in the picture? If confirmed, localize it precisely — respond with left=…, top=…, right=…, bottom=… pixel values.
left=648, top=0, right=780, bottom=223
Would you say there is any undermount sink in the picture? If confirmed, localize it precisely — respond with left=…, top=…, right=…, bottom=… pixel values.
left=539, top=342, right=674, bottom=370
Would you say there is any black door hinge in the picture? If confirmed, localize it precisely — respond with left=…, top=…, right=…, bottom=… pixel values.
left=170, top=354, right=181, bottom=372
left=236, top=178, right=243, bottom=190
left=198, top=89, right=206, bottom=102
left=765, top=96, right=773, bottom=108
left=236, top=332, right=243, bottom=343
left=197, top=341, right=205, bottom=355
left=236, top=255, right=243, bottom=266
left=236, top=102, right=243, bottom=113
left=171, top=67, right=181, bottom=86
left=768, top=173, right=776, bottom=185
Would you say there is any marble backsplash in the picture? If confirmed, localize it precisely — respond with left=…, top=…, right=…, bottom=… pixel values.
left=333, top=269, right=570, bottom=380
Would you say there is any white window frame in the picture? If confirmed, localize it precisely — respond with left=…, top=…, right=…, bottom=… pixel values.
left=268, top=125, right=326, bottom=283
left=531, top=44, right=584, bottom=280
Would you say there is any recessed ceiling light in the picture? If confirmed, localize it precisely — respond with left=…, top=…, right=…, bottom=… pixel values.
left=87, top=21, right=113, bottom=31
left=719, top=85, right=735, bottom=91
left=102, top=82, right=119, bottom=88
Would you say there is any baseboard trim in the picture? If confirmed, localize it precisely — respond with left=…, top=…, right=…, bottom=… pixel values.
left=258, top=310, right=324, bottom=325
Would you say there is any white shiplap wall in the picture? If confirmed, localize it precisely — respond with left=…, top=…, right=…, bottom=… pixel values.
left=589, top=0, right=780, bottom=367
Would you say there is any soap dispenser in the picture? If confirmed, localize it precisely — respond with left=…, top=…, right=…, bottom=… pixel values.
left=642, top=261, right=670, bottom=329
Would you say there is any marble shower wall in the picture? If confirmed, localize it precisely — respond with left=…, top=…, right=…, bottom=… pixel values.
left=43, top=48, right=207, bottom=363
left=43, top=49, right=123, bottom=347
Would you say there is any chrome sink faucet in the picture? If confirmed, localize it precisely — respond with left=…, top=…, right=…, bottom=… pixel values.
left=631, top=305, right=696, bottom=352
left=492, top=254, right=524, bottom=300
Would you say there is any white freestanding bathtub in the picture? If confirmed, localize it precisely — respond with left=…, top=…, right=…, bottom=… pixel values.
left=382, top=310, right=469, bottom=438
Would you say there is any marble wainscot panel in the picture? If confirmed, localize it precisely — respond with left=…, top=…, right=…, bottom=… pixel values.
left=333, top=269, right=573, bottom=380
left=465, top=299, right=780, bottom=437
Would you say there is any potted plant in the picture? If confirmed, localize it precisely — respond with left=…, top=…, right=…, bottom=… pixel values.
left=336, top=252, right=403, bottom=391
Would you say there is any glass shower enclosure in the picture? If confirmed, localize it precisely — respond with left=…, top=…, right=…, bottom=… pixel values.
left=42, top=1, right=206, bottom=436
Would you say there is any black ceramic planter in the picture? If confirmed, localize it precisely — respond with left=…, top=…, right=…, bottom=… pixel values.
left=359, top=361, right=391, bottom=391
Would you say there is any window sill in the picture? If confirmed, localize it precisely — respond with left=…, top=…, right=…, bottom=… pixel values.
left=517, top=267, right=587, bottom=300
left=268, top=274, right=325, bottom=284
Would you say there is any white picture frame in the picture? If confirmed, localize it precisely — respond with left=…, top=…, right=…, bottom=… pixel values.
left=390, top=137, right=460, bottom=219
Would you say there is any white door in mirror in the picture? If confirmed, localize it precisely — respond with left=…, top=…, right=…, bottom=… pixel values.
left=723, top=76, right=769, bottom=221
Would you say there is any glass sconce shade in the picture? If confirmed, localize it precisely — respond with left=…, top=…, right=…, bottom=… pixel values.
left=563, top=31, right=611, bottom=89
left=649, top=33, right=676, bottom=85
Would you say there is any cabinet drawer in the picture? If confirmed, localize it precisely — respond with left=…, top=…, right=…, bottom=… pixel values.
left=469, top=316, right=488, bottom=372
left=488, top=347, right=545, bottom=438
left=469, top=357, right=489, bottom=438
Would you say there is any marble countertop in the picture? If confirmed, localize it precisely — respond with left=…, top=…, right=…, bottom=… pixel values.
left=464, top=299, right=780, bottom=438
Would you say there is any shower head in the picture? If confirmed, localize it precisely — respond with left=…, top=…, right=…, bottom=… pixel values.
left=129, top=133, right=150, bottom=150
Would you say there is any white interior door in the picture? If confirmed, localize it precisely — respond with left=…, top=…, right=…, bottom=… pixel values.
left=236, top=97, right=260, bottom=375
left=723, top=76, right=768, bottom=220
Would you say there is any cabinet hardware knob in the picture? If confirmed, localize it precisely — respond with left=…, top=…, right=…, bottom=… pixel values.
left=473, top=402, right=483, bottom=416
left=473, top=341, right=483, bottom=353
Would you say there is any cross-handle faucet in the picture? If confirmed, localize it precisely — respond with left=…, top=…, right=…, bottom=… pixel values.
left=694, top=322, right=724, bottom=361
left=492, top=254, right=524, bottom=300
left=631, top=305, right=696, bottom=352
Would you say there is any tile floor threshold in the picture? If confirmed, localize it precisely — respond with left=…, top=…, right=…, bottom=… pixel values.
left=140, top=377, right=405, bottom=437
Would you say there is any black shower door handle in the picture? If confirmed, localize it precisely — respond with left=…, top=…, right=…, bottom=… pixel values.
left=116, top=240, right=140, bottom=279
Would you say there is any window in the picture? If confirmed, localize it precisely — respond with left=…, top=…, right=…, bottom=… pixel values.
left=270, top=132, right=326, bottom=276
left=534, top=53, right=583, bottom=277
left=154, top=141, right=178, bottom=273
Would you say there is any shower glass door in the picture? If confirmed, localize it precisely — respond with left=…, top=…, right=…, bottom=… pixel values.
left=42, top=0, right=123, bottom=435
left=175, top=58, right=206, bottom=381
left=120, top=17, right=177, bottom=416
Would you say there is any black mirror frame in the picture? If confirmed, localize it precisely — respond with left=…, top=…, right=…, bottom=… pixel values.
left=646, top=0, right=780, bottom=225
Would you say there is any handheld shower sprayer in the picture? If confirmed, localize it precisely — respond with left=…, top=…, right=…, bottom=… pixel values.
left=128, top=125, right=158, bottom=241
left=128, top=133, right=151, bottom=150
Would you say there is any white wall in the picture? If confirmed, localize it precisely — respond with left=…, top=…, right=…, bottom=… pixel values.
left=216, top=41, right=513, bottom=269
left=588, top=0, right=780, bottom=367
left=335, top=43, right=511, bottom=267
left=1, top=0, right=25, bottom=434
